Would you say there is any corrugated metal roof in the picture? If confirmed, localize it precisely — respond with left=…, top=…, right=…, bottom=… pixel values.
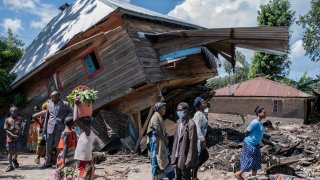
left=10, top=0, right=199, bottom=86
left=215, top=77, right=312, bottom=97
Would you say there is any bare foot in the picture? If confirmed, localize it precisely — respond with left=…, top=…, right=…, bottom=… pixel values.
left=234, top=172, right=244, bottom=180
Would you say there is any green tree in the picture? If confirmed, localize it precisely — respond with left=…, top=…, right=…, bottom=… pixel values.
left=248, top=0, right=295, bottom=80
left=0, top=29, right=24, bottom=72
left=0, top=29, right=26, bottom=107
left=297, top=0, right=320, bottom=62
left=207, top=51, right=249, bottom=89
left=275, top=71, right=320, bottom=94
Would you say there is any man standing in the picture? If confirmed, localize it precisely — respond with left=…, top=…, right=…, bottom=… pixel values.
left=171, top=102, right=198, bottom=180
left=41, top=91, right=73, bottom=169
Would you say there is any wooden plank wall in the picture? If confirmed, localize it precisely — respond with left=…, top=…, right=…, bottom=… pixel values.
left=124, top=17, right=216, bottom=85
left=124, top=18, right=179, bottom=82
left=22, top=29, right=146, bottom=116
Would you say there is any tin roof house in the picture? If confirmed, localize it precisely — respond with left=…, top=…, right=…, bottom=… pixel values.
left=210, top=77, right=313, bottom=121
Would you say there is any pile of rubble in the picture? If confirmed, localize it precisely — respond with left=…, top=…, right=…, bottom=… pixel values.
left=203, top=116, right=320, bottom=179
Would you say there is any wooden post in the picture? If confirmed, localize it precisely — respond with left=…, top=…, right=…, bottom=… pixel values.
left=134, top=106, right=154, bottom=153
left=137, top=112, right=142, bottom=132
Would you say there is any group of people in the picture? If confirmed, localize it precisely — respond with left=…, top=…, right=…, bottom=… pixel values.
left=146, top=97, right=267, bottom=180
left=4, top=91, right=96, bottom=180
left=146, top=97, right=210, bottom=180
left=4, top=90, right=267, bottom=180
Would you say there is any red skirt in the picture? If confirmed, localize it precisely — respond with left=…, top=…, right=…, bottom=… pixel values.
left=73, top=160, right=94, bottom=180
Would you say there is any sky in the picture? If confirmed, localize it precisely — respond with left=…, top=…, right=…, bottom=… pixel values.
left=0, top=0, right=319, bottom=80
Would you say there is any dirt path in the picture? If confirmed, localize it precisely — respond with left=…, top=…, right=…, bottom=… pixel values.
left=0, top=153, right=54, bottom=180
left=0, top=152, right=236, bottom=180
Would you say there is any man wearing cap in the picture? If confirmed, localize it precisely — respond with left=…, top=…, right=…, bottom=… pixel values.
left=41, top=91, right=73, bottom=169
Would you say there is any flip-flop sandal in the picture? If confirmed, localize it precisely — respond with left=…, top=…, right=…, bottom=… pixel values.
left=5, top=166, right=14, bottom=172
left=234, top=173, right=244, bottom=180
left=35, top=158, right=40, bottom=164
left=13, top=160, right=19, bottom=168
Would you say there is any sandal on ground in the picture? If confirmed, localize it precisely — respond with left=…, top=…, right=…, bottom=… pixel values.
left=35, top=158, right=40, bottom=164
left=13, top=160, right=19, bottom=168
left=5, top=166, right=14, bottom=172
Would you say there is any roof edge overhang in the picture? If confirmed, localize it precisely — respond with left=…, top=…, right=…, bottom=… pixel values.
left=118, top=8, right=202, bottom=29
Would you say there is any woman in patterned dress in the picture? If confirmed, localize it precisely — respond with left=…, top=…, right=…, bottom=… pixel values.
left=33, top=100, right=50, bottom=164
left=234, top=106, right=266, bottom=180
left=27, top=106, right=40, bottom=152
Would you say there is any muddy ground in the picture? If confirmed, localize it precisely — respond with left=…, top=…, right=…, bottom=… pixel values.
left=0, top=114, right=311, bottom=180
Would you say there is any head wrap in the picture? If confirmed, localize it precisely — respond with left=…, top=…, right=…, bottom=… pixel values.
left=255, top=106, right=264, bottom=116
left=193, top=97, right=205, bottom=109
left=154, top=102, right=166, bottom=112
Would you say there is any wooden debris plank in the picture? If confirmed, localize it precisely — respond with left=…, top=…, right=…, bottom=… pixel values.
left=134, top=106, right=154, bottom=152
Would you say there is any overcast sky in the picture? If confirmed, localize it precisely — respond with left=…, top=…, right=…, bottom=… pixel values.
left=0, top=0, right=319, bottom=80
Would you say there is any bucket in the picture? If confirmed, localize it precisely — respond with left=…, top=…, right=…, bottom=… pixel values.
left=73, top=85, right=93, bottom=118
left=77, top=102, right=93, bottom=118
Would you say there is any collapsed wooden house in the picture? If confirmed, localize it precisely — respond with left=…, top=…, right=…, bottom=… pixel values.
left=10, top=0, right=289, bottom=151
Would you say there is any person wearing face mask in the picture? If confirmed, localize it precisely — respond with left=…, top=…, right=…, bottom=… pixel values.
left=171, top=102, right=198, bottom=180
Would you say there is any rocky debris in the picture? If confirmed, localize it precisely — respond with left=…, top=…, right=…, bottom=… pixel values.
left=95, top=151, right=148, bottom=179
left=203, top=117, right=320, bottom=179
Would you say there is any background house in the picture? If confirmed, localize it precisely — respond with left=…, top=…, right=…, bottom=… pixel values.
left=210, top=77, right=313, bottom=120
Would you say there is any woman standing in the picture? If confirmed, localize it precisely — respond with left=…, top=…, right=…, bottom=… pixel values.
left=33, top=100, right=50, bottom=164
left=192, top=97, right=209, bottom=180
left=27, top=106, right=40, bottom=152
left=234, top=106, right=266, bottom=180
left=147, top=102, right=175, bottom=180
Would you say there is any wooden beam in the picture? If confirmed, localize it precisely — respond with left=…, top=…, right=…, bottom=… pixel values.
left=134, top=106, right=154, bottom=153
left=147, top=26, right=289, bottom=56
left=159, top=46, right=201, bottom=61
left=156, top=37, right=226, bottom=55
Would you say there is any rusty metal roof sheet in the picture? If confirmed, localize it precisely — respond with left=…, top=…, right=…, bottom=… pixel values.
left=215, top=77, right=312, bottom=97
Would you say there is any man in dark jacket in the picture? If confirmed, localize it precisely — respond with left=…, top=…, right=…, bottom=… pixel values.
left=171, top=102, right=198, bottom=180
left=41, top=91, right=73, bottom=168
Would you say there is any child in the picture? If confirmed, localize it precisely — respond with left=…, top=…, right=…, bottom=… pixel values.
left=55, top=117, right=77, bottom=180
left=4, top=106, right=23, bottom=172
left=72, top=97, right=96, bottom=180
